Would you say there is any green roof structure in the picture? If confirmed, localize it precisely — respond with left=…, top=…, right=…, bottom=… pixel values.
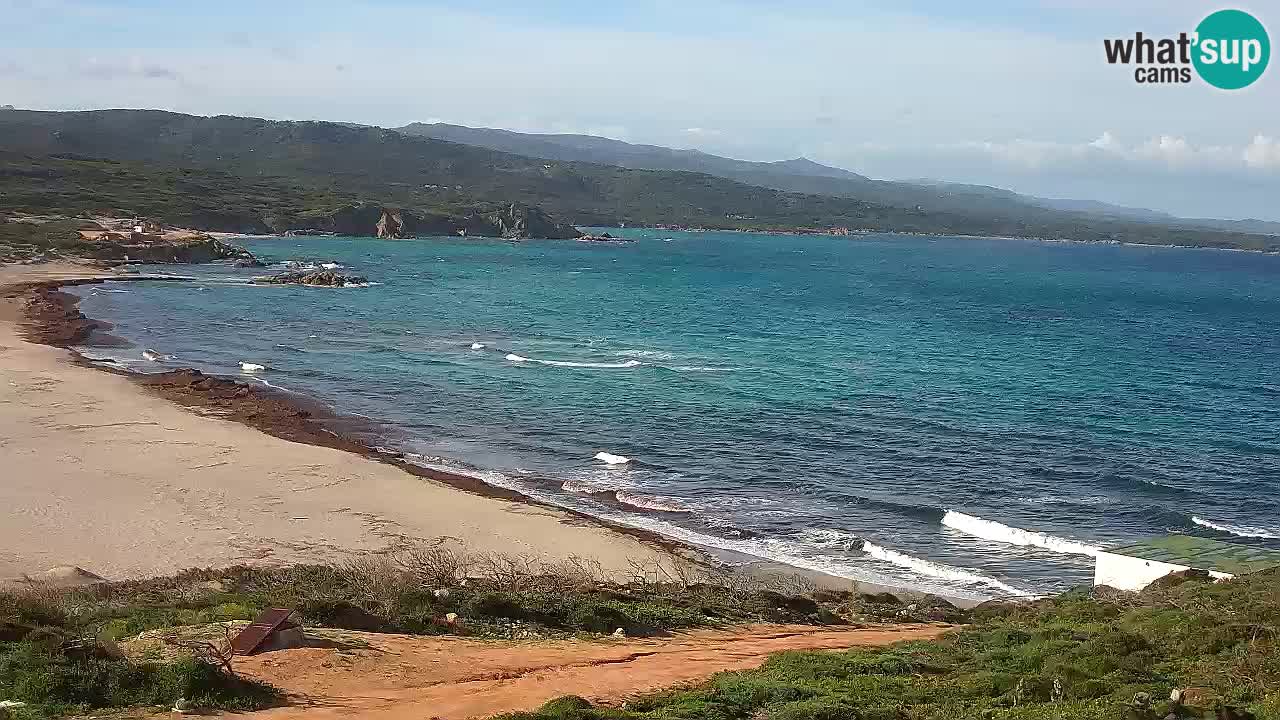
left=1107, top=535, right=1280, bottom=576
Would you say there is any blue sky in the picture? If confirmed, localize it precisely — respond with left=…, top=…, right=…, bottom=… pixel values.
left=3, top=0, right=1278, bottom=219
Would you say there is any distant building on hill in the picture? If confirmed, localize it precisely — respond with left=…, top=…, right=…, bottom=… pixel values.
left=1094, top=534, right=1280, bottom=591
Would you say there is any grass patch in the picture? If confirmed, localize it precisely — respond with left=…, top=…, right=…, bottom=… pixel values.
left=1, top=547, right=903, bottom=717
left=0, top=593, right=278, bottom=718
left=492, top=569, right=1280, bottom=720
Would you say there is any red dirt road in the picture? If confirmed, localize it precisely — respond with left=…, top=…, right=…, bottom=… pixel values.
left=226, top=623, right=950, bottom=719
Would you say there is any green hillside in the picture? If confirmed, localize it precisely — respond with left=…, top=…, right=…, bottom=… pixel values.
left=0, top=109, right=1276, bottom=250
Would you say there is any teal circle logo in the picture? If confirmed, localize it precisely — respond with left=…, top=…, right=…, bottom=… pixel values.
left=1193, top=9, right=1270, bottom=89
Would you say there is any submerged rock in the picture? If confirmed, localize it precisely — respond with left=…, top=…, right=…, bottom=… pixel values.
left=255, top=270, right=369, bottom=287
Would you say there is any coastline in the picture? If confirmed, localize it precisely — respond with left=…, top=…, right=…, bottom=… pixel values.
left=0, top=262, right=687, bottom=584
left=1, top=262, right=975, bottom=605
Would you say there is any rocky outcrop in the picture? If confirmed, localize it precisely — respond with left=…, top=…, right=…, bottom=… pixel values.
left=254, top=270, right=369, bottom=287
left=578, top=232, right=634, bottom=243
left=375, top=209, right=406, bottom=239
left=485, top=203, right=582, bottom=240
left=280, top=202, right=581, bottom=240
left=83, top=236, right=258, bottom=265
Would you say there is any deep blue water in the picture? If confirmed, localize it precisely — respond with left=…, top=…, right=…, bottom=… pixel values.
left=72, top=230, right=1280, bottom=599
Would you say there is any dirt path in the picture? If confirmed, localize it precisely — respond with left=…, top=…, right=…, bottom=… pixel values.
left=227, top=623, right=950, bottom=720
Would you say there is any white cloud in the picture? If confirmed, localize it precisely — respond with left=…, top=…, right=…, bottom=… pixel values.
left=910, top=132, right=1273, bottom=174
left=1243, top=135, right=1280, bottom=169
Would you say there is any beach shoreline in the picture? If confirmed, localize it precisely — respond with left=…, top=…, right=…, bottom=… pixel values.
left=0, top=262, right=694, bottom=584
left=1, top=262, right=974, bottom=605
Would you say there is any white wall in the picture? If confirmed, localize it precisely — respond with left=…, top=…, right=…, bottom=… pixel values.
left=1093, top=551, right=1232, bottom=592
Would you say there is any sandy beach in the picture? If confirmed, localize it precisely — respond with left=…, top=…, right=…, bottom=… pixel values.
left=0, top=263, right=679, bottom=583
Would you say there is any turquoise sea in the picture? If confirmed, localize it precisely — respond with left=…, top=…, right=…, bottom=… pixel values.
left=71, top=229, right=1280, bottom=600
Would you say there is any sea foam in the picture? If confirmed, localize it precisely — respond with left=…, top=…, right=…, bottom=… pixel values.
left=862, top=541, right=1033, bottom=597
left=942, top=510, right=1101, bottom=557
left=507, top=353, right=641, bottom=369
left=594, top=451, right=632, bottom=465
left=614, top=491, right=691, bottom=513
left=1192, top=516, right=1280, bottom=539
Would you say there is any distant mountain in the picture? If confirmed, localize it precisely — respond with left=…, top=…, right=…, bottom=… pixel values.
left=0, top=109, right=1275, bottom=251
left=397, top=122, right=869, bottom=182
left=1030, top=196, right=1175, bottom=222
left=396, top=123, right=1106, bottom=221
left=915, top=180, right=1280, bottom=236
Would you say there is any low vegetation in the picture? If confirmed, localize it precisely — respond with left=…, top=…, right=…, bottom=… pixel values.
left=497, top=570, right=1280, bottom=720
left=0, top=218, right=103, bottom=263
left=0, top=591, right=278, bottom=718
left=5, top=549, right=1275, bottom=719
left=0, top=547, right=923, bottom=717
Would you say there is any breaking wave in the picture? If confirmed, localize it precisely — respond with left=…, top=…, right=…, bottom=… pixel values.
left=506, top=353, right=641, bottom=368
left=861, top=541, right=1033, bottom=597
left=594, top=451, right=632, bottom=465
left=942, top=510, right=1101, bottom=557
left=615, top=491, right=692, bottom=513
left=1192, top=516, right=1280, bottom=539
left=798, top=528, right=862, bottom=551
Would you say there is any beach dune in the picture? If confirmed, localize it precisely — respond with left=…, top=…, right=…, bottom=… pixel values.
left=0, top=264, right=675, bottom=583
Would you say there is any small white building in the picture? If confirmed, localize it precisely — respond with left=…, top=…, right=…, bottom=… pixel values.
left=1094, top=534, right=1280, bottom=592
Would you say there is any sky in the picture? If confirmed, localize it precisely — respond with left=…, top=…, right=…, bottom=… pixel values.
left=2, top=0, right=1278, bottom=220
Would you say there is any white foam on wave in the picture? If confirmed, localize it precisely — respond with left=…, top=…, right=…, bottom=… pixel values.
left=561, top=479, right=602, bottom=494
left=594, top=451, right=632, bottom=465
left=142, top=349, right=164, bottom=362
left=1192, top=516, right=1280, bottom=539
left=239, top=362, right=266, bottom=373
left=615, top=491, right=691, bottom=513
left=615, top=350, right=674, bottom=361
left=399, top=455, right=1016, bottom=600
left=669, top=365, right=737, bottom=372
left=470, top=342, right=486, bottom=350
left=798, top=528, right=862, bottom=551
left=506, top=352, right=641, bottom=369
left=861, top=541, right=1033, bottom=597
left=942, top=510, right=1101, bottom=557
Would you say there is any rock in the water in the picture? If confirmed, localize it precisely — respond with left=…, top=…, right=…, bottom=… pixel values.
left=255, top=270, right=369, bottom=287
left=578, top=232, right=634, bottom=243
left=486, top=202, right=581, bottom=240
left=234, top=257, right=267, bottom=268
